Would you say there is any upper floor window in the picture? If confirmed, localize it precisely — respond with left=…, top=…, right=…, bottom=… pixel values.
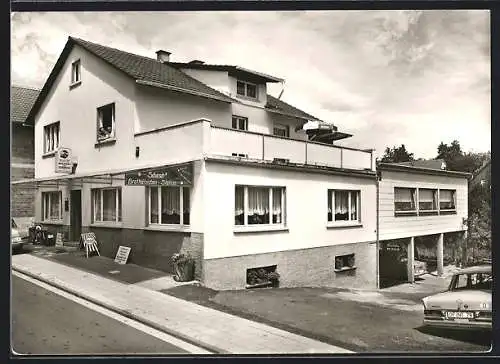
left=148, top=186, right=190, bottom=226
left=91, top=188, right=122, bottom=223
left=42, top=191, right=62, bottom=221
left=97, top=103, right=115, bottom=142
left=328, top=190, right=360, bottom=223
left=418, top=188, right=438, bottom=212
left=439, top=189, right=456, bottom=212
left=273, top=124, right=290, bottom=138
left=71, top=60, right=81, bottom=85
left=394, top=187, right=416, bottom=215
left=44, top=122, right=60, bottom=154
left=236, top=80, right=258, bottom=100
left=235, top=185, right=286, bottom=226
left=232, top=115, right=248, bottom=131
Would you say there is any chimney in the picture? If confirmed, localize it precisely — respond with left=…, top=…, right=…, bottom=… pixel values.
left=156, top=50, right=171, bottom=63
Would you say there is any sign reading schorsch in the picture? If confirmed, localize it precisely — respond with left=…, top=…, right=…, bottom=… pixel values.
left=125, top=164, right=192, bottom=186
left=55, top=147, right=73, bottom=174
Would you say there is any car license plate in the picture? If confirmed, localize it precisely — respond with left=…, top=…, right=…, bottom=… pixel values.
left=446, top=311, right=473, bottom=319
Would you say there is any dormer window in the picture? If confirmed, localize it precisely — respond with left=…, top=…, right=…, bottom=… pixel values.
left=71, top=60, right=81, bottom=86
left=236, top=80, right=258, bottom=100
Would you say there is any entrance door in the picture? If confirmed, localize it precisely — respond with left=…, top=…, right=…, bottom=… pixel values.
left=70, top=190, right=82, bottom=241
left=379, top=240, right=408, bottom=288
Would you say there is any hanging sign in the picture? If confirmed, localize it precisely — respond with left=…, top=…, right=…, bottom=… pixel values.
left=125, top=164, right=192, bottom=186
left=114, top=246, right=131, bottom=265
left=55, top=147, right=73, bottom=174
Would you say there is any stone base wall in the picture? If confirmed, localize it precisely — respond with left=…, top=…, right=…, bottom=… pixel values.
left=202, top=241, right=377, bottom=291
left=83, top=227, right=203, bottom=275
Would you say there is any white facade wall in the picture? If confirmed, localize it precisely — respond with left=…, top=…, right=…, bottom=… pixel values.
left=378, top=170, right=468, bottom=241
left=179, top=69, right=231, bottom=96
left=134, top=84, right=231, bottom=132
left=202, top=162, right=377, bottom=260
left=35, top=160, right=205, bottom=233
left=34, top=46, right=137, bottom=179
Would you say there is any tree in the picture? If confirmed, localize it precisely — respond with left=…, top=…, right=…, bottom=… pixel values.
left=380, top=144, right=415, bottom=163
left=467, top=200, right=491, bottom=264
left=436, top=140, right=489, bottom=173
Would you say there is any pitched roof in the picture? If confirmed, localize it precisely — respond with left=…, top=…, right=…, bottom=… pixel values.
left=26, top=36, right=234, bottom=125
left=266, top=94, right=321, bottom=121
left=395, top=159, right=447, bottom=170
left=11, top=85, right=40, bottom=124
left=168, top=61, right=284, bottom=83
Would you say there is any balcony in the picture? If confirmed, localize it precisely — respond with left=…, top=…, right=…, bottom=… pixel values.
left=134, top=119, right=374, bottom=172
left=209, top=126, right=374, bottom=171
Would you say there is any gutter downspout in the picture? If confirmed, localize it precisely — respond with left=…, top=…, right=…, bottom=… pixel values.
left=376, top=168, right=380, bottom=290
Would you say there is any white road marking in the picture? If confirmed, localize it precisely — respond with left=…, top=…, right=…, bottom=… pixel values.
left=12, top=271, right=212, bottom=355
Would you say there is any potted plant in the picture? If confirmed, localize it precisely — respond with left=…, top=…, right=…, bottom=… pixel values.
left=267, top=271, right=280, bottom=288
left=172, top=253, right=195, bottom=282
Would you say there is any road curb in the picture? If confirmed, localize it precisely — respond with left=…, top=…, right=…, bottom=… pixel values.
left=12, top=266, right=227, bottom=355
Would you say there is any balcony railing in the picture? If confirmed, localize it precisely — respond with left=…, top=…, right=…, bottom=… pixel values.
left=209, top=126, right=374, bottom=171
left=133, top=119, right=374, bottom=171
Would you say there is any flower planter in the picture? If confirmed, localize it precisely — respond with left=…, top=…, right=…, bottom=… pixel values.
left=173, top=260, right=195, bottom=282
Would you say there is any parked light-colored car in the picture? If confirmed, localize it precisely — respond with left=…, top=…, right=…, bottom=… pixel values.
left=422, top=265, right=492, bottom=330
left=11, top=219, right=25, bottom=252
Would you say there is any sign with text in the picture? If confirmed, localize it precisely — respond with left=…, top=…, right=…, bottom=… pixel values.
left=55, top=147, right=73, bottom=174
left=125, top=164, right=192, bottom=186
left=114, top=246, right=131, bottom=265
left=55, top=232, right=63, bottom=247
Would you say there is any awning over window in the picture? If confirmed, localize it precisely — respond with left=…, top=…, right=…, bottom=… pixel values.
left=296, top=120, right=352, bottom=144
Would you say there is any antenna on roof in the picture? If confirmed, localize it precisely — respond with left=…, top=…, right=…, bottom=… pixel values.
left=278, top=80, right=285, bottom=100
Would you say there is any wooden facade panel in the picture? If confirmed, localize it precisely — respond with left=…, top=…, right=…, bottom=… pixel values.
left=378, top=169, right=468, bottom=240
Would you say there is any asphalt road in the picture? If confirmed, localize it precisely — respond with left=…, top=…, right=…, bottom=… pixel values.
left=11, top=275, right=192, bottom=355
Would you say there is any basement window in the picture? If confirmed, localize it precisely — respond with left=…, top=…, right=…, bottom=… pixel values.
left=334, top=254, right=356, bottom=272
left=246, top=265, right=277, bottom=288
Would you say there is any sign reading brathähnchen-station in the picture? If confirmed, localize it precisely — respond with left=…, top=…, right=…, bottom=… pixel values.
left=125, top=164, right=192, bottom=186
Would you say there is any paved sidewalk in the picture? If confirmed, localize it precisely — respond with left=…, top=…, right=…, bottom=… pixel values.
left=12, top=254, right=352, bottom=355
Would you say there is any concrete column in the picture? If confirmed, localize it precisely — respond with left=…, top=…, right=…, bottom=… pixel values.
left=462, top=230, right=468, bottom=267
left=437, top=233, right=444, bottom=276
left=407, top=237, right=415, bottom=283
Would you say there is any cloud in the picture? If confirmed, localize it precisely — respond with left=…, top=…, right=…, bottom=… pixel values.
left=11, top=10, right=490, bottom=158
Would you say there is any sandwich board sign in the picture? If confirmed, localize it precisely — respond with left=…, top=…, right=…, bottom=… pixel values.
left=114, top=246, right=131, bottom=265
left=55, top=232, right=64, bottom=247
left=55, top=147, right=73, bottom=174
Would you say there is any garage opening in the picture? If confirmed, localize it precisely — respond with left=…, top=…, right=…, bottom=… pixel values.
left=379, top=239, right=408, bottom=288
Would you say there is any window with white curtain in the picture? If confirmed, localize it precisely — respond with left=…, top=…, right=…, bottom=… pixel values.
left=91, top=188, right=122, bottom=223
left=148, top=186, right=190, bottom=225
left=42, top=191, right=62, bottom=221
left=235, top=185, right=286, bottom=226
left=327, top=190, right=360, bottom=223
left=418, top=189, right=437, bottom=211
left=394, top=187, right=416, bottom=213
left=439, top=189, right=456, bottom=211
left=44, top=122, right=60, bottom=153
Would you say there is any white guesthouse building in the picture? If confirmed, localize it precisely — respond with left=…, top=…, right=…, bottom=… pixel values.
left=15, top=36, right=468, bottom=290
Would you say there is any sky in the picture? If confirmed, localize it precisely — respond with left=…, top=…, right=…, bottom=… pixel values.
left=11, top=10, right=491, bottom=159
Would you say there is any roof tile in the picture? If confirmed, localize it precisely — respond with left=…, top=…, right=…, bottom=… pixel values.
left=11, top=86, right=40, bottom=123
left=70, top=37, right=234, bottom=102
